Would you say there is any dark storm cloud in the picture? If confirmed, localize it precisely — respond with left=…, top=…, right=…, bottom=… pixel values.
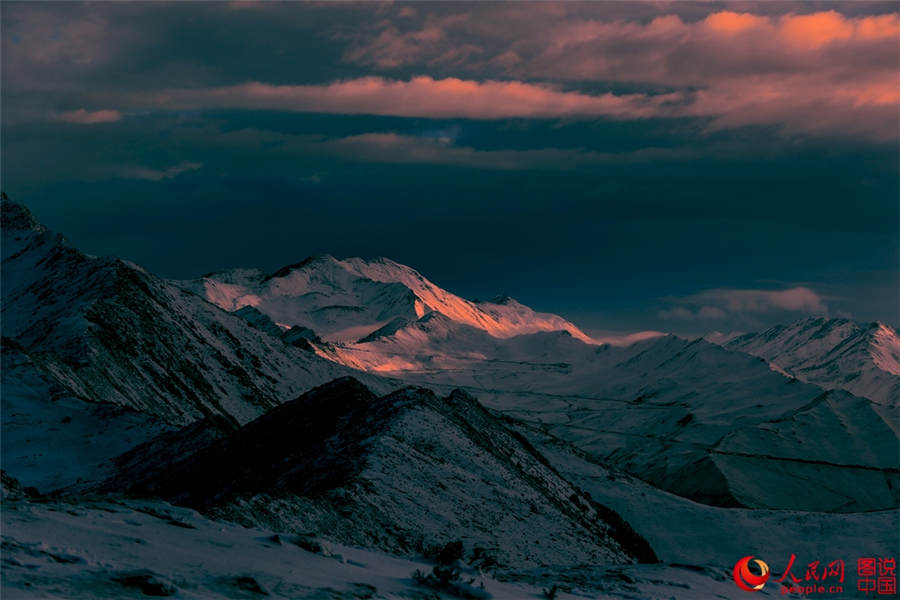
left=1, top=1, right=897, bottom=334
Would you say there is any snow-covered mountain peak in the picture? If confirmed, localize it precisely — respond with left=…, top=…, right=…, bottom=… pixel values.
left=183, top=255, right=594, bottom=344
left=1, top=197, right=43, bottom=233
left=870, top=321, right=900, bottom=376
left=2, top=202, right=389, bottom=426
left=258, top=255, right=420, bottom=289
left=482, top=295, right=516, bottom=305
left=1, top=198, right=68, bottom=264
left=198, top=267, right=266, bottom=287
left=726, top=317, right=900, bottom=404
left=703, top=331, right=744, bottom=345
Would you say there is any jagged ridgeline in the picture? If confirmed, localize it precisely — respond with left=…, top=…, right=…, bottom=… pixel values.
left=2, top=196, right=898, bottom=595
left=3, top=196, right=898, bottom=516
left=1, top=196, right=655, bottom=580
left=0, top=197, right=389, bottom=426
left=93, top=377, right=657, bottom=569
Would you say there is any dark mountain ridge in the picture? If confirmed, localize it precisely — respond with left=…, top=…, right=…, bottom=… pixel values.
left=94, top=377, right=657, bottom=569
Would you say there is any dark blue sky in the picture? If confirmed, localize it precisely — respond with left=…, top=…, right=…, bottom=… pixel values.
left=2, top=1, right=897, bottom=335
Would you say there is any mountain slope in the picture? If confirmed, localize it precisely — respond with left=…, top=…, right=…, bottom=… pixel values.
left=515, top=423, right=900, bottom=598
left=97, top=377, right=656, bottom=569
left=277, top=301, right=900, bottom=511
left=6, top=486, right=824, bottom=600
left=725, top=317, right=900, bottom=405
left=316, top=310, right=596, bottom=373
left=359, top=333, right=899, bottom=511
left=0, top=340, right=173, bottom=493
left=1, top=199, right=388, bottom=426
left=710, top=389, right=899, bottom=511
left=182, top=255, right=592, bottom=343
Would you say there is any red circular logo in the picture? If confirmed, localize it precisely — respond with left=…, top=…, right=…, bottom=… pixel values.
left=734, top=555, right=770, bottom=592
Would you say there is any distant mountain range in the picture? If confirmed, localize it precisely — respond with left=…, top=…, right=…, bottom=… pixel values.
left=4, top=197, right=898, bottom=510
left=185, top=238, right=899, bottom=512
left=188, top=248, right=899, bottom=412
left=725, top=317, right=900, bottom=405
left=2, top=197, right=898, bottom=598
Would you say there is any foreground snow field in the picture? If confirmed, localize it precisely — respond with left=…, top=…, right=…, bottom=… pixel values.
left=3, top=473, right=896, bottom=600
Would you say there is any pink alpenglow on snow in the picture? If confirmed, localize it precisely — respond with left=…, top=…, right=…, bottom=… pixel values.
left=184, top=256, right=595, bottom=344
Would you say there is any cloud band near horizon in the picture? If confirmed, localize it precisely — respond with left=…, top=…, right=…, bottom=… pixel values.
left=53, top=67, right=898, bottom=141
left=659, top=286, right=833, bottom=322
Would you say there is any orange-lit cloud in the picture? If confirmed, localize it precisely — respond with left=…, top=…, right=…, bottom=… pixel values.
left=703, top=12, right=769, bottom=35
left=118, top=64, right=898, bottom=140
left=136, top=76, right=682, bottom=120
left=339, top=8, right=900, bottom=140
left=56, top=109, right=122, bottom=124
left=27, top=7, right=899, bottom=140
left=779, top=11, right=855, bottom=47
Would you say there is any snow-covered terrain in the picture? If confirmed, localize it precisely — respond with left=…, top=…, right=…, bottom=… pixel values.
left=523, top=427, right=900, bottom=599
left=1, top=480, right=793, bottom=600
left=325, top=329, right=899, bottom=512
left=725, top=317, right=900, bottom=406
left=1, top=341, right=173, bottom=494
left=2, top=197, right=898, bottom=599
left=1, top=200, right=390, bottom=426
left=91, top=378, right=654, bottom=570
left=182, top=256, right=593, bottom=343
left=4, top=448, right=897, bottom=599
left=175, top=247, right=900, bottom=512
left=1, top=480, right=582, bottom=600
